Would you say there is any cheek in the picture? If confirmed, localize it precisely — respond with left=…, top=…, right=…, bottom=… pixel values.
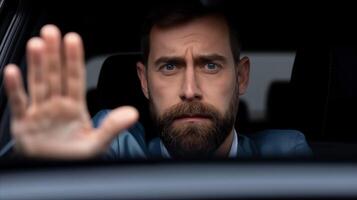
left=148, top=74, right=181, bottom=115
left=200, top=73, right=237, bottom=113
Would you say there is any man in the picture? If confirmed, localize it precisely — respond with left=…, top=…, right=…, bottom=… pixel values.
left=3, top=2, right=311, bottom=159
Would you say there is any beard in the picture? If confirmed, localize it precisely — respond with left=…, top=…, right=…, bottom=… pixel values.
left=150, top=92, right=239, bottom=159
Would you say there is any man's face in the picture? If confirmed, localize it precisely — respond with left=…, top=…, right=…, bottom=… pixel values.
left=137, top=15, right=250, bottom=158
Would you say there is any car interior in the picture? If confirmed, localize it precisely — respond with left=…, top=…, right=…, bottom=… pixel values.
left=1, top=0, right=357, bottom=199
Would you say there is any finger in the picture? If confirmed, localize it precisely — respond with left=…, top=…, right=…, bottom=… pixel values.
left=95, top=106, right=139, bottom=146
left=27, top=38, right=47, bottom=105
left=40, top=25, right=62, bottom=96
left=63, top=32, right=85, bottom=102
left=4, top=64, right=28, bottom=119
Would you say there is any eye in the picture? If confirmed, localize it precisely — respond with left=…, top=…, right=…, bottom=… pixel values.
left=203, top=63, right=221, bottom=73
left=159, top=63, right=178, bottom=75
left=163, top=63, right=176, bottom=70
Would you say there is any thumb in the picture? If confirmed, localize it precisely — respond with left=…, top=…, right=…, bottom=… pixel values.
left=95, top=106, right=139, bottom=146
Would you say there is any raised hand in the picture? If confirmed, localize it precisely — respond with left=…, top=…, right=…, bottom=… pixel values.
left=3, top=25, right=138, bottom=159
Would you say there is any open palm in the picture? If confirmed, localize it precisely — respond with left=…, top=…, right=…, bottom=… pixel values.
left=4, top=25, right=138, bottom=159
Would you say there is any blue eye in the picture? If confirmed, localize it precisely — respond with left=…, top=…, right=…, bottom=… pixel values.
left=159, top=63, right=178, bottom=75
left=206, top=63, right=218, bottom=70
left=164, top=63, right=176, bottom=70
left=203, top=63, right=221, bottom=73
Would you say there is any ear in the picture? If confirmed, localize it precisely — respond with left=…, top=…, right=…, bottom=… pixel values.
left=136, top=62, right=149, bottom=99
left=237, top=56, right=250, bottom=95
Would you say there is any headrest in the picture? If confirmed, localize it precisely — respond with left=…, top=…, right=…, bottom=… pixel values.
left=289, top=47, right=357, bottom=142
left=97, top=53, right=146, bottom=109
left=96, top=53, right=154, bottom=139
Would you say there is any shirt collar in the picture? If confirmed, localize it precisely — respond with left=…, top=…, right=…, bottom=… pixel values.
left=228, top=129, right=238, bottom=158
left=160, top=129, right=239, bottom=159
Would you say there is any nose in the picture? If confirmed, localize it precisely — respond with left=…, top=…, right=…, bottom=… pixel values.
left=179, top=66, right=202, bottom=101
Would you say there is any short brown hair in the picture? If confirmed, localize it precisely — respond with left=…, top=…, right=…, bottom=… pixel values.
left=140, top=1, right=241, bottom=65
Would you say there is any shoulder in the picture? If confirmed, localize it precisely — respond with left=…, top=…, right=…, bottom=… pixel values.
left=240, top=129, right=313, bottom=158
left=92, top=109, right=110, bottom=128
left=92, top=109, right=148, bottom=159
left=92, top=109, right=145, bottom=141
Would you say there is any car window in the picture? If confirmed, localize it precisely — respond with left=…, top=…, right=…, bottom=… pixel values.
left=1, top=1, right=357, bottom=199
left=1, top=0, right=356, bottom=157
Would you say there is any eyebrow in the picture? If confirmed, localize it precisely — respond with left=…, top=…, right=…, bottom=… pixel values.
left=196, top=54, right=227, bottom=65
left=154, top=56, right=186, bottom=67
left=154, top=54, right=228, bottom=67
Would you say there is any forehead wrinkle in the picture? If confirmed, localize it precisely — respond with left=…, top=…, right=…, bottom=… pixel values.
left=184, top=46, right=195, bottom=62
left=149, top=16, right=233, bottom=65
left=179, top=33, right=200, bottom=40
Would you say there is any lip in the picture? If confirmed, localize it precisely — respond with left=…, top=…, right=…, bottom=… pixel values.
left=174, top=115, right=211, bottom=123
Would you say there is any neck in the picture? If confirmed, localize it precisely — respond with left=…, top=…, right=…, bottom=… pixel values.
left=214, top=129, right=234, bottom=158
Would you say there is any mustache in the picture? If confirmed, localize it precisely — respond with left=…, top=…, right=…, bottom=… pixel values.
left=159, top=101, right=221, bottom=123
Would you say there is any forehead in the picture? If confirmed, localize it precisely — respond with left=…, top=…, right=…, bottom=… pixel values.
left=148, top=15, right=232, bottom=59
